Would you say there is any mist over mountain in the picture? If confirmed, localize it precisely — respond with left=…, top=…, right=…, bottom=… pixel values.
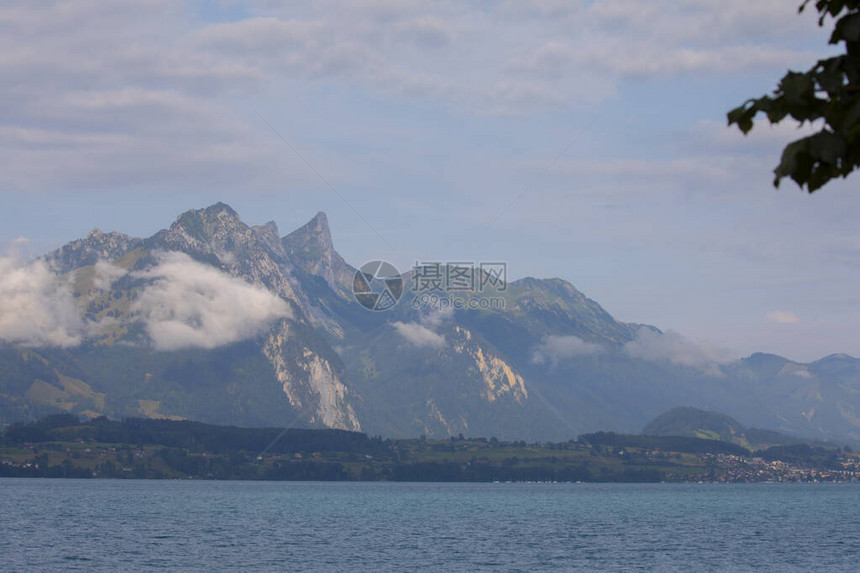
left=1, top=203, right=858, bottom=443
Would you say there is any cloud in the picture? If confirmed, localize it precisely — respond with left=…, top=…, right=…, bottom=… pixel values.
left=766, top=310, right=800, bottom=324
left=132, top=252, right=291, bottom=351
left=623, top=328, right=736, bottom=375
left=778, top=363, right=815, bottom=379
left=0, top=0, right=829, bottom=192
left=0, top=249, right=291, bottom=351
left=92, top=260, right=128, bottom=291
left=419, top=306, right=454, bottom=329
left=392, top=321, right=446, bottom=348
left=512, top=40, right=810, bottom=80
left=0, top=256, right=86, bottom=347
left=531, top=334, right=604, bottom=365
left=0, top=1, right=284, bottom=192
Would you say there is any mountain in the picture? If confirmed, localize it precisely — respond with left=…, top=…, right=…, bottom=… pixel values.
left=2, top=203, right=359, bottom=432
left=643, top=406, right=746, bottom=442
left=1, top=203, right=860, bottom=443
left=642, top=406, right=806, bottom=450
left=281, top=211, right=354, bottom=300
left=46, top=229, right=142, bottom=274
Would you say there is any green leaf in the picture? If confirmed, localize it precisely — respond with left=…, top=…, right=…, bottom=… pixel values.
left=727, top=102, right=757, bottom=133
left=734, top=1, right=860, bottom=192
left=780, top=72, right=815, bottom=107
left=843, top=99, right=860, bottom=131
left=832, top=11, right=860, bottom=42
left=809, top=130, right=848, bottom=162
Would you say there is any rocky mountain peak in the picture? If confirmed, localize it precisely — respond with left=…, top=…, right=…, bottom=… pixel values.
left=282, top=212, right=353, bottom=297
left=145, top=203, right=307, bottom=305
left=512, top=277, right=582, bottom=297
left=45, top=229, right=141, bottom=273
left=252, top=221, right=284, bottom=258
left=255, top=220, right=280, bottom=238
left=205, top=202, right=239, bottom=218
left=168, top=203, right=243, bottom=244
left=284, top=212, right=333, bottom=255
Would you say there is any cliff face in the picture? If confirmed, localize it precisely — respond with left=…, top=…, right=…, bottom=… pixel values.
left=281, top=211, right=355, bottom=300
left=263, top=319, right=359, bottom=431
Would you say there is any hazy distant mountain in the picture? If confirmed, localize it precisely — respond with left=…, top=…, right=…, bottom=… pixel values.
left=642, top=406, right=806, bottom=450
left=1, top=203, right=859, bottom=443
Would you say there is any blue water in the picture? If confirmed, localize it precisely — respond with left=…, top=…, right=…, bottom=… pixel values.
left=1, top=480, right=858, bottom=572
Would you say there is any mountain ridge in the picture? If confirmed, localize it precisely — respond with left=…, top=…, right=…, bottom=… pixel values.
left=1, top=202, right=858, bottom=444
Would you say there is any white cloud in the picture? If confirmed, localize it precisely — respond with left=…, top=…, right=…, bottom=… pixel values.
left=623, top=328, right=736, bottom=375
left=132, top=252, right=291, bottom=351
left=392, top=321, right=446, bottom=348
left=778, top=363, right=815, bottom=378
left=531, top=334, right=604, bottom=365
left=0, top=256, right=86, bottom=347
left=767, top=310, right=801, bottom=324
left=92, top=260, right=128, bottom=291
left=0, top=249, right=292, bottom=351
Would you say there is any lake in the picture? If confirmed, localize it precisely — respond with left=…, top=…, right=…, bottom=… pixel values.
left=1, top=479, right=857, bottom=571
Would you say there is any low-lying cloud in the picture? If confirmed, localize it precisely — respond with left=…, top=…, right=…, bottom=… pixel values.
left=132, top=252, right=291, bottom=351
left=0, top=256, right=86, bottom=347
left=0, top=249, right=294, bottom=352
left=623, top=328, right=736, bottom=376
left=392, top=321, right=446, bottom=349
left=531, top=334, right=604, bottom=366
left=92, top=260, right=128, bottom=291
left=419, top=306, right=454, bottom=329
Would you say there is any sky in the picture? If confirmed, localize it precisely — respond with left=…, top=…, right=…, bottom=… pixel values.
left=1, top=0, right=858, bottom=362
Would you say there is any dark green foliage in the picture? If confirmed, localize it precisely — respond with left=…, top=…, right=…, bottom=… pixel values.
left=728, top=1, right=860, bottom=191
left=2, top=414, right=82, bottom=445
left=6, top=415, right=387, bottom=456
left=3, top=415, right=854, bottom=482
